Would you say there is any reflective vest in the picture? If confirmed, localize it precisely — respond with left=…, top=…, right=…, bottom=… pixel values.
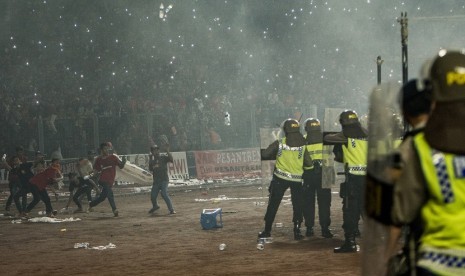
left=414, top=133, right=465, bottom=275
left=303, top=135, right=324, bottom=170
left=342, top=138, right=367, bottom=175
left=274, top=137, right=304, bottom=182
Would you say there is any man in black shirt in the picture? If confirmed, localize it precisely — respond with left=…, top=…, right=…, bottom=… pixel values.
left=148, top=144, right=176, bottom=214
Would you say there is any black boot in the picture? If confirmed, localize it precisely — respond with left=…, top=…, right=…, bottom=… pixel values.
left=321, top=228, right=334, bottom=238
left=294, top=223, right=304, bottom=240
left=334, top=234, right=358, bottom=253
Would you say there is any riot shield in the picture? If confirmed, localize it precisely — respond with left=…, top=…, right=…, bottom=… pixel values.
left=363, top=82, right=403, bottom=276
left=323, top=108, right=345, bottom=132
left=359, top=113, right=369, bottom=130
left=259, top=127, right=280, bottom=181
left=320, top=144, right=334, bottom=189
left=322, top=108, right=345, bottom=188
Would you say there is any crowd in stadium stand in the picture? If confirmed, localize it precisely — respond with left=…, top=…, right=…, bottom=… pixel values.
left=0, top=84, right=316, bottom=159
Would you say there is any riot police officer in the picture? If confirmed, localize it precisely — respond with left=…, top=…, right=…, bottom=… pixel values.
left=258, top=118, right=312, bottom=240
left=324, top=110, right=368, bottom=253
left=301, top=118, right=333, bottom=238
left=392, top=50, right=465, bottom=275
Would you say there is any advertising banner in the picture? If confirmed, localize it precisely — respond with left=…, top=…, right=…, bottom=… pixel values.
left=194, top=148, right=261, bottom=179
left=58, top=152, right=190, bottom=185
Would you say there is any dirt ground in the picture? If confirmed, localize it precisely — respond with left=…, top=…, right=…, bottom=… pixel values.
left=0, top=182, right=361, bottom=276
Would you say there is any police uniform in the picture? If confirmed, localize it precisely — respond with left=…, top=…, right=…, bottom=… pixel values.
left=392, top=50, right=465, bottom=275
left=300, top=118, right=333, bottom=238
left=258, top=119, right=312, bottom=240
left=324, top=110, right=368, bottom=253
left=389, top=78, right=431, bottom=249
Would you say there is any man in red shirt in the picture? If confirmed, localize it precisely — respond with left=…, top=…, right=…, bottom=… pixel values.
left=87, top=142, right=126, bottom=217
left=24, top=158, right=62, bottom=217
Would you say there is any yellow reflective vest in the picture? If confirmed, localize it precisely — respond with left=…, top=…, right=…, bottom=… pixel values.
left=342, top=138, right=367, bottom=176
left=414, top=133, right=465, bottom=275
left=303, top=136, right=324, bottom=170
left=274, top=137, right=304, bottom=182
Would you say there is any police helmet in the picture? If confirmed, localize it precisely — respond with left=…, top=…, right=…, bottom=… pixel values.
left=339, top=110, right=359, bottom=126
left=399, top=79, right=432, bottom=116
left=429, top=49, right=465, bottom=102
left=282, top=118, right=300, bottom=134
left=304, top=118, right=321, bottom=132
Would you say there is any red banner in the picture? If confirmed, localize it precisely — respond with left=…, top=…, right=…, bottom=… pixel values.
left=194, top=148, right=261, bottom=179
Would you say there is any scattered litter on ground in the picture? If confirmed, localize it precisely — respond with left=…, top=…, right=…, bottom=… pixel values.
left=11, top=217, right=82, bottom=224
left=74, top=242, right=116, bottom=250
left=194, top=195, right=289, bottom=203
